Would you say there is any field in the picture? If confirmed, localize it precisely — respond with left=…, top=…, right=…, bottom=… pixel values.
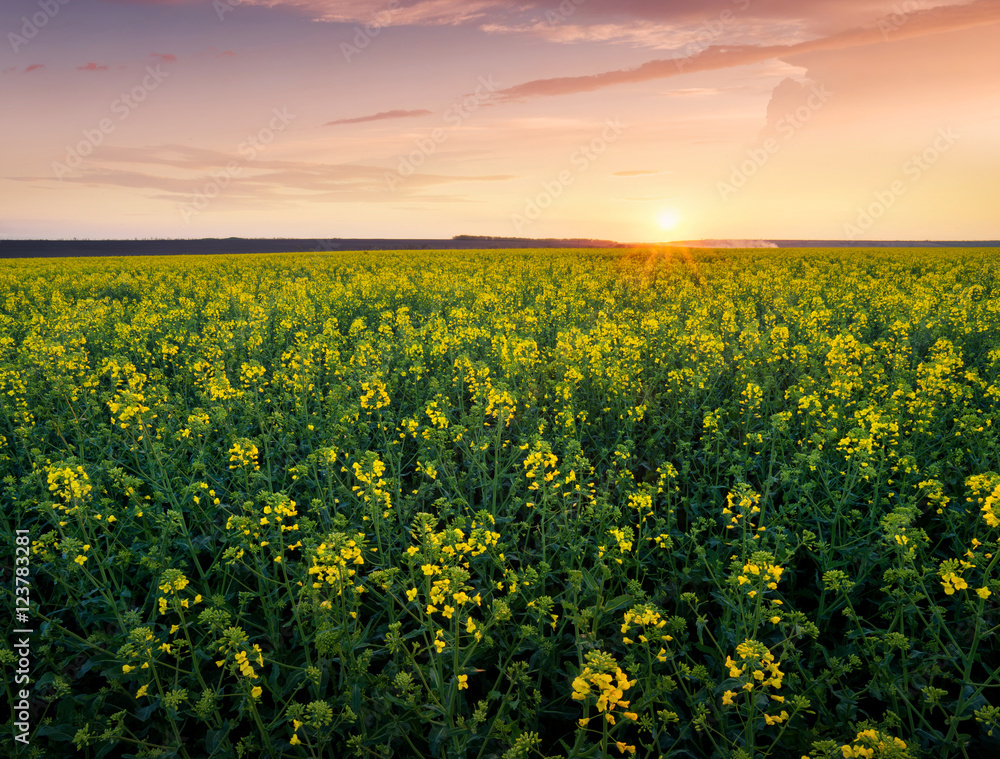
left=2, top=247, right=999, bottom=759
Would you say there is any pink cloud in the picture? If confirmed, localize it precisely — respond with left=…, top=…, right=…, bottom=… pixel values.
left=495, top=0, right=1000, bottom=101
left=78, top=62, right=110, bottom=72
left=219, top=50, right=237, bottom=57
left=103, top=0, right=499, bottom=25
left=149, top=53, right=178, bottom=64
left=325, top=109, right=434, bottom=127
left=14, top=143, right=515, bottom=207
left=25, top=64, right=46, bottom=73
left=104, top=0, right=985, bottom=38
left=104, top=0, right=198, bottom=5
left=237, top=0, right=500, bottom=26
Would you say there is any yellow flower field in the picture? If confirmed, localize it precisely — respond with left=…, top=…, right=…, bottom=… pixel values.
left=2, top=247, right=999, bottom=758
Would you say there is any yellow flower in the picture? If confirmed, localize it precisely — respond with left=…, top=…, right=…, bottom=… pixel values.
left=251, top=685, right=263, bottom=699
left=406, top=588, right=418, bottom=601
left=977, top=586, right=991, bottom=599
left=722, top=690, right=736, bottom=705
left=457, top=675, right=469, bottom=690
left=122, top=665, right=134, bottom=673
left=764, top=710, right=789, bottom=725
left=615, top=742, right=636, bottom=755
left=290, top=734, right=301, bottom=746
left=136, top=684, right=149, bottom=698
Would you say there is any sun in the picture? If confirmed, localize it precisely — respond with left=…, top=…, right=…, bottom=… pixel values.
left=656, top=208, right=681, bottom=232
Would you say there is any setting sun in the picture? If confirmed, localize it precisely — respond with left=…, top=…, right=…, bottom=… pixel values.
left=657, top=209, right=682, bottom=232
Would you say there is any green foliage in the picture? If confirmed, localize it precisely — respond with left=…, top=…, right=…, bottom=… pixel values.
left=2, top=248, right=999, bottom=758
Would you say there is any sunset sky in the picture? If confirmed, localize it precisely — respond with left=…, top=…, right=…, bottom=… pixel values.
left=2, top=0, right=998, bottom=242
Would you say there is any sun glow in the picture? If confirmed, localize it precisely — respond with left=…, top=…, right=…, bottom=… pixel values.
left=657, top=209, right=681, bottom=232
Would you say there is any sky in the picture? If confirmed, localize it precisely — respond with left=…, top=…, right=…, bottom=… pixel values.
left=1, top=0, right=998, bottom=242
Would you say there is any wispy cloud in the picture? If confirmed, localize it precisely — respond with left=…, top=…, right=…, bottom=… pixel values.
left=663, top=88, right=725, bottom=97
left=150, top=53, right=178, bottom=64
left=25, top=64, right=46, bottom=73
left=13, top=144, right=516, bottom=208
left=77, top=62, right=110, bottom=72
left=325, top=109, right=434, bottom=127
left=231, top=0, right=503, bottom=26
left=111, top=0, right=977, bottom=35
left=494, top=0, right=1000, bottom=101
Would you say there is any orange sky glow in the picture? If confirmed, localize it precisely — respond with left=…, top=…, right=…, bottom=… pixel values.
left=1, top=0, right=998, bottom=241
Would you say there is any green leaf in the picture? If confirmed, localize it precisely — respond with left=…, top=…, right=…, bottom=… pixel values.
left=135, top=700, right=159, bottom=721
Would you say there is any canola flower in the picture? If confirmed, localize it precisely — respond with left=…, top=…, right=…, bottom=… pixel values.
left=6, top=248, right=1000, bottom=759
left=726, top=639, right=785, bottom=691
left=228, top=439, right=261, bottom=471
left=840, top=728, right=911, bottom=758
left=571, top=651, right=637, bottom=727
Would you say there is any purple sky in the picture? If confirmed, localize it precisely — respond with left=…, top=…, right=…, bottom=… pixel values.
left=2, top=0, right=998, bottom=240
